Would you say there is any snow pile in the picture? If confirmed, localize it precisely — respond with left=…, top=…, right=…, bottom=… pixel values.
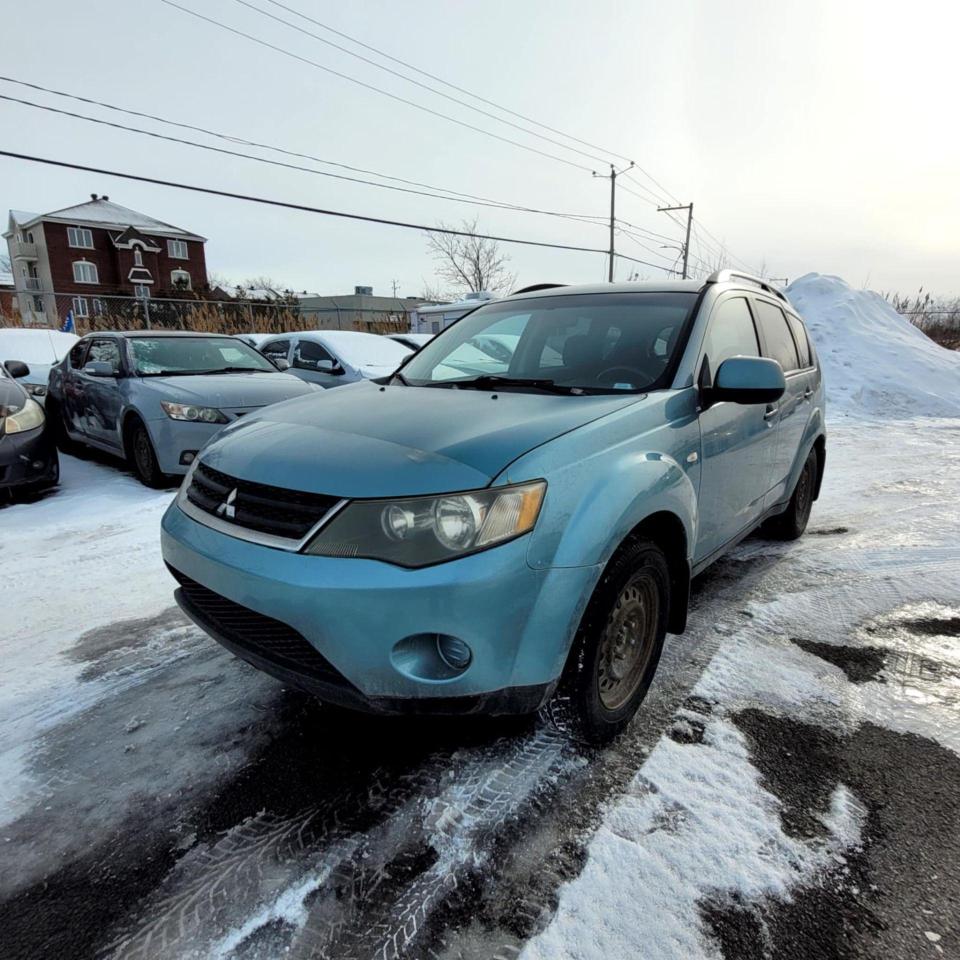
left=786, top=273, right=960, bottom=418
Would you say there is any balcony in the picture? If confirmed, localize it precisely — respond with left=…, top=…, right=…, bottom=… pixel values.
left=11, top=239, right=37, bottom=259
left=23, top=277, right=43, bottom=292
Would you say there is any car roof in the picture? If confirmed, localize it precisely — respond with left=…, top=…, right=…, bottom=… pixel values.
left=83, top=330, right=240, bottom=339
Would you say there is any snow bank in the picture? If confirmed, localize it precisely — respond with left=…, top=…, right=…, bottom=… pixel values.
left=785, top=273, right=960, bottom=418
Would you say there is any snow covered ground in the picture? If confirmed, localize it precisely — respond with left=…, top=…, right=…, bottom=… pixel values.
left=1, top=275, right=958, bottom=959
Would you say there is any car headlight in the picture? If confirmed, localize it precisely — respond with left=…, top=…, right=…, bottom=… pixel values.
left=24, top=383, right=47, bottom=398
left=160, top=401, right=228, bottom=424
left=304, top=480, right=546, bottom=567
left=3, top=397, right=45, bottom=434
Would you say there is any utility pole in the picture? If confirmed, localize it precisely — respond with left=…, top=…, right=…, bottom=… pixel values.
left=593, top=161, right=634, bottom=282
left=657, top=202, right=694, bottom=279
left=391, top=279, right=400, bottom=297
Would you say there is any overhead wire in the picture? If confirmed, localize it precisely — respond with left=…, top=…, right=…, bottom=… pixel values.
left=0, top=149, right=679, bottom=273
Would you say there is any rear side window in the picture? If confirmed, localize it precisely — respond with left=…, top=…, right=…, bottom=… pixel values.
left=754, top=300, right=800, bottom=373
left=261, top=339, right=290, bottom=361
left=701, top=297, right=759, bottom=374
left=786, top=315, right=812, bottom=368
left=68, top=340, right=89, bottom=368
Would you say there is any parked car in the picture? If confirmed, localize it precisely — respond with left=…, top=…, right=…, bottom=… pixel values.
left=47, top=331, right=317, bottom=487
left=0, top=328, right=78, bottom=402
left=234, top=333, right=276, bottom=352
left=0, top=360, right=59, bottom=496
left=387, top=332, right=434, bottom=351
left=162, top=273, right=825, bottom=742
left=258, top=331, right=412, bottom=388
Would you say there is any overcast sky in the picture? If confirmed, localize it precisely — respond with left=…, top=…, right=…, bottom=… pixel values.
left=2, top=0, right=957, bottom=297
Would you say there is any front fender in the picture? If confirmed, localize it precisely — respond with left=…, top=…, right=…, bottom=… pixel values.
left=528, top=451, right=698, bottom=570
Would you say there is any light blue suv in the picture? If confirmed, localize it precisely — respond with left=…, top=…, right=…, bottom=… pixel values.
left=161, top=273, right=825, bottom=742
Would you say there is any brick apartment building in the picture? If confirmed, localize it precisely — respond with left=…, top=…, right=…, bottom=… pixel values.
left=4, top=195, right=207, bottom=326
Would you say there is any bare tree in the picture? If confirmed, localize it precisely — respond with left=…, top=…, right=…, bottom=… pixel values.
left=425, top=218, right=517, bottom=296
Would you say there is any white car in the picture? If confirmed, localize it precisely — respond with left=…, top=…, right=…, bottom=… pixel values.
left=258, top=330, right=413, bottom=388
left=0, top=328, right=78, bottom=402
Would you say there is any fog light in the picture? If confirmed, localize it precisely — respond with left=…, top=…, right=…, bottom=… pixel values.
left=180, top=450, right=197, bottom=465
left=436, top=635, right=472, bottom=670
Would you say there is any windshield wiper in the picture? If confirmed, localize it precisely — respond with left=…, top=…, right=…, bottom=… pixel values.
left=445, top=375, right=576, bottom=394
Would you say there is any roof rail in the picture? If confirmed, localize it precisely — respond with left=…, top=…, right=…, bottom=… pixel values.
left=707, top=270, right=787, bottom=302
left=510, top=283, right=567, bottom=295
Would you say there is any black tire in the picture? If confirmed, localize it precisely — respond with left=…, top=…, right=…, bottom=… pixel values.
left=127, top=417, right=167, bottom=488
left=44, top=397, right=76, bottom=454
left=767, top=448, right=817, bottom=541
left=543, top=538, right=670, bottom=745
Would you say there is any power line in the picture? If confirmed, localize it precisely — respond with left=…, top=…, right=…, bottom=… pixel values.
left=231, top=0, right=614, bottom=169
left=0, top=149, right=677, bottom=272
left=259, top=0, right=636, bottom=166
left=0, top=91, right=609, bottom=227
left=159, top=0, right=597, bottom=174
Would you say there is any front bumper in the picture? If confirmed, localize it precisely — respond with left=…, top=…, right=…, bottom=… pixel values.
left=161, top=500, right=601, bottom=714
left=0, top=424, right=58, bottom=490
left=147, top=418, right=227, bottom=475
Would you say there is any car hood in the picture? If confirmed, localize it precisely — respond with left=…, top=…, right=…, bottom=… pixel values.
left=0, top=376, right=28, bottom=413
left=199, top=379, right=644, bottom=498
left=20, top=362, right=52, bottom=387
left=137, top=371, right=315, bottom=407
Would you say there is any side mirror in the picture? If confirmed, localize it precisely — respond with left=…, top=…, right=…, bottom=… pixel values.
left=4, top=360, right=29, bottom=379
left=82, top=361, right=116, bottom=378
left=316, top=359, right=342, bottom=374
left=273, top=357, right=291, bottom=370
left=707, top=356, right=785, bottom=405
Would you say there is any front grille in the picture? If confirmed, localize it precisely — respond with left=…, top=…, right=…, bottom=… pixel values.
left=186, top=461, right=341, bottom=540
left=169, top=565, right=349, bottom=687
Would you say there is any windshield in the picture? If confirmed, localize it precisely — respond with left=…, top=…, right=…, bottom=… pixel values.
left=399, top=292, right=699, bottom=393
left=130, top=336, right=279, bottom=375
left=318, top=332, right=412, bottom=368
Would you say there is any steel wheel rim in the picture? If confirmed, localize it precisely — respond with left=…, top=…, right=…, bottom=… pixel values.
left=597, top=574, right=659, bottom=711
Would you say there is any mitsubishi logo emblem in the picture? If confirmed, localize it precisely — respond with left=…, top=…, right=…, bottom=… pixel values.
left=217, top=488, right=238, bottom=520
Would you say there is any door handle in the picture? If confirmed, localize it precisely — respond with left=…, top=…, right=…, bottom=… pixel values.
left=803, top=388, right=813, bottom=400
left=763, top=405, right=778, bottom=420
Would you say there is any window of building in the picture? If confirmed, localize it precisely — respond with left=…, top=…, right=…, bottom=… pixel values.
left=168, top=239, right=188, bottom=259
left=32, top=296, right=45, bottom=314
left=753, top=300, right=801, bottom=373
left=701, top=297, right=760, bottom=377
left=92, top=298, right=107, bottom=317
left=72, top=297, right=90, bottom=318
left=73, top=260, right=99, bottom=284
left=67, top=226, right=94, bottom=249
left=133, top=248, right=144, bottom=266
left=134, top=284, right=151, bottom=299
left=171, top=269, right=192, bottom=290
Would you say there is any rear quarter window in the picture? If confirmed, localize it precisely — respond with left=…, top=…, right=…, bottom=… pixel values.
left=786, top=315, right=812, bottom=368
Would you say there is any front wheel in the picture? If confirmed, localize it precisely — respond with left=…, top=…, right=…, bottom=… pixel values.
left=766, top=448, right=817, bottom=541
left=127, top=418, right=167, bottom=488
left=543, top=538, right=670, bottom=744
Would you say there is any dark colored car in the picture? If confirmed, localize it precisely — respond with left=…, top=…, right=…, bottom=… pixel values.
left=0, top=360, right=59, bottom=497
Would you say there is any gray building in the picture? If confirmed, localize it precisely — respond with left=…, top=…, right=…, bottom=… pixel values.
left=411, top=291, right=496, bottom=333
left=298, top=286, right=443, bottom=331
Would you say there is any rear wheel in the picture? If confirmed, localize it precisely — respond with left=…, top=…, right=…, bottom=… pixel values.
left=767, top=448, right=817, bottom=540
left=127, top=418, right=167, bottom=488
left=543, top=538, right=670, bottom=744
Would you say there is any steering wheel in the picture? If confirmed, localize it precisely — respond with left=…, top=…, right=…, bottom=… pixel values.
left=595, top=365, right=648, bottom=387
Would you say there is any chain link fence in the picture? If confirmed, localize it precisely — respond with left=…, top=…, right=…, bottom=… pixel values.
left=0, top=293, right=411, bottom=336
